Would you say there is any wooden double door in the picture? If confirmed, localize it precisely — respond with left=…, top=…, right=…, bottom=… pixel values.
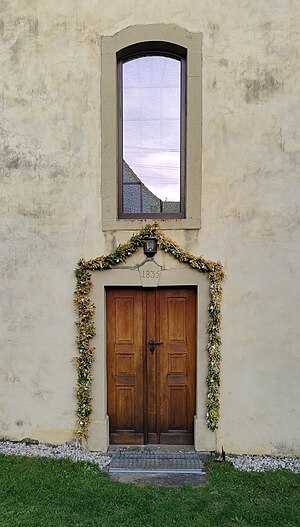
left=106, top=287, right=196, bottom=444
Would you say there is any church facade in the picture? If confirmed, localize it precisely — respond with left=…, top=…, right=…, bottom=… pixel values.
left=1, top=1, right=299, bottom=455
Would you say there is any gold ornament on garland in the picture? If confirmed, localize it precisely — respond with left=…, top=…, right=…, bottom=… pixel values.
left=74, top=222, right=224, bottom=440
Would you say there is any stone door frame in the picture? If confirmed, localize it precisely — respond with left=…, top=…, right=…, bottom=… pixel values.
left=87, top=251, right=216, bottom=452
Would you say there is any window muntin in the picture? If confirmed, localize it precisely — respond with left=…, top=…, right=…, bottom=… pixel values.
left=118, top=45, right=186, bottom=219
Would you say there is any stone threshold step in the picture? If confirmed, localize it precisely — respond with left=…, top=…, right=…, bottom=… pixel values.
left=109, top=467, right=206, bottom=474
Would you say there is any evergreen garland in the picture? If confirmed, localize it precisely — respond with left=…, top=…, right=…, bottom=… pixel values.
left=74, top=222, right=224, bottom=440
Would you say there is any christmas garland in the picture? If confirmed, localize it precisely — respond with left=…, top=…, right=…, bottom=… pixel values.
left=74, top=222, right=224, bottom=440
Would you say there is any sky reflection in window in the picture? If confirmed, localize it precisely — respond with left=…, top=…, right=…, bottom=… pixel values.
left=122, top=55, right=181, bottom=204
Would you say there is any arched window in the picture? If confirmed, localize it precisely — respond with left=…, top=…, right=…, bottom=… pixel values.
left=117, top=43, right=186, bottom=219
left=101, top=25, right=202, bottom=231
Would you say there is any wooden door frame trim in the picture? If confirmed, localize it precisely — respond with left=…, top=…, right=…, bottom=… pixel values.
left=87, top=257, right=216, bottom=452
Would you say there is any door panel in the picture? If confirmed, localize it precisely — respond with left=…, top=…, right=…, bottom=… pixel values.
left=107, top=289, right=144, bottom=444
left=106, top=287, right=196, bottom=445
left=158, top=289, right=196, bottom=444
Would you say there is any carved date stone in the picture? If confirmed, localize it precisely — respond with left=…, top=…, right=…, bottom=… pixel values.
left=138, top=260, right=162, bottom=287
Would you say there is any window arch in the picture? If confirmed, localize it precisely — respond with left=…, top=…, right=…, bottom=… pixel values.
left=117, top=43, right=186, bottom=219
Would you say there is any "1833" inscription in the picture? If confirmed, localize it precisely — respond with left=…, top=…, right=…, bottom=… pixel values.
left=140, top=270, right=160, bottom=279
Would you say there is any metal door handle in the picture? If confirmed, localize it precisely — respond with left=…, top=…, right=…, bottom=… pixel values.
left=148, top=339, right=163, bottom=353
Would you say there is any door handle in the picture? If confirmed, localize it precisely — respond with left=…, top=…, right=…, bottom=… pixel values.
left=148, top=339, right=163, bottom=353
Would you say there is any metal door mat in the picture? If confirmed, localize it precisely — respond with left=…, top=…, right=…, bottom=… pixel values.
left=109, top=451, right=206, bottom=474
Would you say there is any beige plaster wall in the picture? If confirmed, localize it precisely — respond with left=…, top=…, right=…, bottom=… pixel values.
left=0, top=1, right=299, bottom=454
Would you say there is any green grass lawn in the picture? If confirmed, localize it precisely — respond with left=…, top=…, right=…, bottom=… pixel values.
left=0, top=454, right=299, bottom=527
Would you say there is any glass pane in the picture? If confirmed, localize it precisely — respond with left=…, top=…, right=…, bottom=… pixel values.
left=122, top=54, right=181, bottom=212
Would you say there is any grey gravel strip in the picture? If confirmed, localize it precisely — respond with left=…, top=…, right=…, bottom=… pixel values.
left=0, top=439, right=111, bottom=470
left=1, top=440, right=299, bottom=474
left=227, top=454, right=300, bottom=473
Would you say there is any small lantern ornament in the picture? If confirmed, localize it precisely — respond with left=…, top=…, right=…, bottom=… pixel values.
left=143, top=236, right=157, bottom=258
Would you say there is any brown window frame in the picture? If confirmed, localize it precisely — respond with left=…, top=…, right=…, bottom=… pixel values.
left=117, top=42, right=187, bottom=220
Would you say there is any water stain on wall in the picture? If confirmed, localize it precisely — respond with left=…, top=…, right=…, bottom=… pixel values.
left=10, top=38, right=21, bottom=63
left=243, top=68, right=281, bottom=103
left=208, top=21, right=219, bottom=41
left=219, top=58, right=228, bottom=67
left=15, top=16, right=38, bottom=35
left=104, top=231, right=116, bottom=253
